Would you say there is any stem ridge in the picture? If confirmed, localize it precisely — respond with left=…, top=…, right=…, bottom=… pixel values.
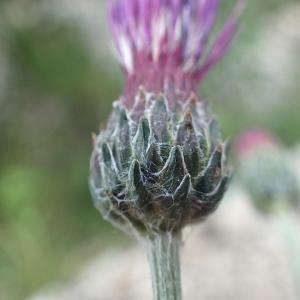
left=147, top=232, right=182, bottom=300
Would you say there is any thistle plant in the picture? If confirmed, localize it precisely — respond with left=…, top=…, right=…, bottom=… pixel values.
left=235, top=129, right=299, bottom=212
left=235, top=129, right=300, bottom=297
left=89, top=1, right=242, bottom=299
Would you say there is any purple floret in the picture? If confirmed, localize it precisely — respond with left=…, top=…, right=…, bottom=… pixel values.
left=109, top=0, right=243, bottom=101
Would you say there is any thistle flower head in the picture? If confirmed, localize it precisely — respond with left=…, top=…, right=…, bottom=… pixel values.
left=235, top=129, right=299, bottom=213
left=89, top=0, right=242, bottom=236
left=109, top=0, right=242, bottom=104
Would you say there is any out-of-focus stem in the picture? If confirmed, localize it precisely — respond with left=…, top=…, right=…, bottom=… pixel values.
left=275, top=206, right=300, bottom=298
left=146, top=231, right=182, bottom=300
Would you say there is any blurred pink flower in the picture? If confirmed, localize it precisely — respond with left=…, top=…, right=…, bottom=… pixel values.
left=235, top=129, right=278, bottom=158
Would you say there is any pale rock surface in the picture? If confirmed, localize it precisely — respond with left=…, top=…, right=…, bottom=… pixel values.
left=28, top=188, right=300, bottom=300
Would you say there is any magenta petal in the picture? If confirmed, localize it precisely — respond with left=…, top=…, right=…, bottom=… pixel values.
left=196, top=17, right=237, bottom=81
left=108, top=0, right=243, bottom=98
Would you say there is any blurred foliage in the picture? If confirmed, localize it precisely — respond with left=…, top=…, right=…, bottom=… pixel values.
left=0, top=2, right=125, bottom=299
left=0, top=0, right=299, bottom=299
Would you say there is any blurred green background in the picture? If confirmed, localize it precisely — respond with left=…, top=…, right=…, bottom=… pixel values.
left=0, top=0, right=299, bottom=299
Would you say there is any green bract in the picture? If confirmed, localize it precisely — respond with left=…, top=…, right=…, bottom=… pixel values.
left=90, top=91, right=229, bottom=236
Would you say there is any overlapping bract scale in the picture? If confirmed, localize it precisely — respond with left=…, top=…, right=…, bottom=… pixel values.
left=90, top=94, right=229, bottom=234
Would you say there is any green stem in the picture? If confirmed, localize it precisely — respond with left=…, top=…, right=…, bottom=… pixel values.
left=146, top=231, right=182, bottom=300
left=276, top=209, right=300, bottom=299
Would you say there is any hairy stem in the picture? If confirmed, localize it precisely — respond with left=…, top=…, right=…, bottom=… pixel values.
left=146, top=231, right=182, bottom=300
